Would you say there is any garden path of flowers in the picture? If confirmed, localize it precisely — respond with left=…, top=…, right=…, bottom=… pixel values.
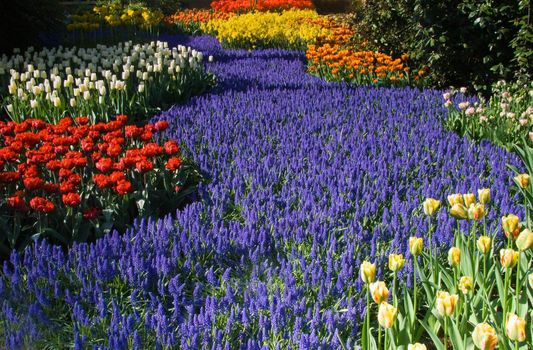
left=1, top=35, right=524, bottom=348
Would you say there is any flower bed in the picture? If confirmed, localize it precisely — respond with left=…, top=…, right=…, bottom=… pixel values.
left=201, top=9, right=330, bottom=50
left=211, top=0, right=314, bottom=13
left=0, top=41, right=214, bottom=123
left=0, top=36, right=525, bottom=349
left=307, top=44, right=422, bottom=86
left=0, top=115, right=200, bottom=254
left=163, top=9, right=234, bottom=34
left=444, top=81, right=533, bottom=149
left=66, top=2, right=164, bottom=43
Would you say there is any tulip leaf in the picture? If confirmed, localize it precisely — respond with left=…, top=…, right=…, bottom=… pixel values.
left=420, top=320, right=445, bottom=350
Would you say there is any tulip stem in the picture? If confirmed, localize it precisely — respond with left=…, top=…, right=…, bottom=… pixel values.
left=378, top=325, right=382, bottom=350
left=515, top=252, right=521, bottom=312
left=443, top=317, right=448, bottom=350
left=503, top=267, right=510, bottom=330
left=412, top=258, right=418, bottom=335
left=482, top=254, right=488, bottom=320
left=393, top=272, right=397, bottom=307
left=366, top=285, right=370, bottom=350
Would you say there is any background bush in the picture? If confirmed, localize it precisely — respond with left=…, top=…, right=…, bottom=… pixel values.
left=352, top=0, right=533, bottom=93
left=0, top=0, right=64, bottom=54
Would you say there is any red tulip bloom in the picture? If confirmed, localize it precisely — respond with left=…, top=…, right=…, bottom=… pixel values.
left=135, top=159, right=153, bottom=173
left=166, top=157, right=183, bottom=171
left=141, top=143, right=163, bottom=157
left=59, top=181, right=76, bottom=194
left=164, top=140, right=180, bottom=155
left=93, top=174, right=113, bottom=189
left=23, top=177, right=45, bottom=191
left=29, top=197, right=55, bottom=213
left=115, top=180, right=132, bottom=195
left=7, top=196, right=29, bottom=212
left=107, top=143, right=122, bottom=157
left=154, top=120, right=169, bottom=131
left=62, top=192, right=81, bottom=207
left=96, top=158, right=114, bottom=173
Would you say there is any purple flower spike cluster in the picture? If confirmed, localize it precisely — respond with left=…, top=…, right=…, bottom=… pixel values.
left=0, top=35, right=523, bottom=349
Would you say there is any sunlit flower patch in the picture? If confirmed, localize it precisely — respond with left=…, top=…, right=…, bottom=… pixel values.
left=0, top=41, right=214, bottom=123
left=211, top=0, right=314, bottom=13
left=306, top=43, right=424, bottom=86
left=201, top=10, right=330, bottom=50
left=163, top=9, right=234, bottom=34
left=0, top=115, right=200, bottom=253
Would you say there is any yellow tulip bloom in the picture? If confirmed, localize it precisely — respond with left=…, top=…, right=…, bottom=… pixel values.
left=477, top=188, right=490, bottom=204
left=450, top=203, right=468, bottom=219
left=360, top=261, right=376, bottom=284
left=500, top=248, right=519, bottom=268
left=388, top=253, right=405, bottom=271
left=463, top=193, right=476, bottom=207
left=423, top=198, right=441, bottom=216
left=458, top=276, right=473, bottom=295
left=506, top=313, right=526, bottom=342
left=447, top=193, right=463, bottom=206
left=408, top=344, right=427, bottom=350
left=477, top=236, right=492, bottom=254
left=409, top=237, right=423, bottom=256
left=435, top=291, right=458, bottom=317
left=502, top=214, right=521, bottom=239
left=447, top=247, right=461, bottom=267
left=514, top=173, right=530, bottom=188
left=369, top=281, right=389, bottom=304
left=472, top=323, right=498, bottom=350
left=377, top=302, right=397, bottom=329
left=516, top=228, right=533, bottom=251
left=468, top=203, right=485, bottom=220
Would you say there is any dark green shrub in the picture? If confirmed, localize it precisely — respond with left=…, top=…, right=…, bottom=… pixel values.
left=0, top=0, right=64, bottom=54
left=352, top=0, right=532, bottom=93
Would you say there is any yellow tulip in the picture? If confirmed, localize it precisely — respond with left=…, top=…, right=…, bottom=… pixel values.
left=477, top=236, right=492, bottom=254
left=388, top=253, right=405, bottom=271
left=458, top=276, right=473, bottom=295
left=463, top=193, right=476, bottom=207
left=369, top=281, right=389, bottom=304
left=516, top=228, right=533, bottom=251
left=435, top=291, right=458, bottom=317
left=377, top=302, right=397, bottom=328
left=407, top=344, right=427, bottom=350
left=514, top=173, right=530, bottom=188
left=506, top=313, right=526, bottom=342
left=472, top=323, right=498, bottom=350
left=500, top=248, right=519, bottom=268
left=478, top=188, right=490, bottom=204
left=448, top=247, right=461, bottom=267
left=447, top=193, right=463, bottom=206
left=502, top=214, right=521, bottom=239
left=360, top=261, right=376, bottom=284
left=423, top=198, right=441, bottom=216
left=450, top=203, right=468, bottom=219
left=409, top=237, right=423, bottom=256
left=468, top=203, right=485, bottom=220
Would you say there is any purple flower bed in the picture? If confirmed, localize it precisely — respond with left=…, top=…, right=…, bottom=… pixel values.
left=0, top=36, right=523, bottom=349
